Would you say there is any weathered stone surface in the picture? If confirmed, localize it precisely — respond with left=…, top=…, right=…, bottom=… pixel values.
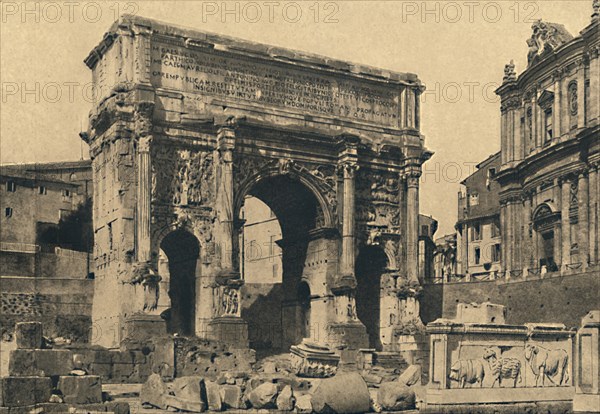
left=295, top=394, right=313, bottom=414
left=163, top=394, right=206, bottom=413
left=0, top=401, right=130, bottom=414
left=203, top=380, right=222, bottom=411
left=169, top=376, right=202, bottom=401
left=248, top=382, right=278, bottom=409
left=397, top=364, right=421, bottom=386
left=9, top=349, right=73, bottom=377
left=14, top=322, right=43, bottom=349
left=262, top=361, right=278, bottom=374
left=0, top=376, right=52, bottom=407
left=140, top=373, right=167, bottom=409
left=220, top=384, right=243, bottom=409
left=377, top=381, right=416, bottom=411
left=311, top=372, right=370, bottom=414
left=57, top=375, right=102, bottom=404
left=276, top=385, right=295, bottom=411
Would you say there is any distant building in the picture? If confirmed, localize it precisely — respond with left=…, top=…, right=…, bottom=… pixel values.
left=456, top=152, right=502, bottom=279
left=495, top=10, right=599, bottom=276
left=0, top=160, right=94, bottom=341
left=418, top=214, right=438, bottom=283
left=433, top=233, right=457, bottom=283
left=241, top=196, right=283, bottom=284
left=0, top=160, right=93, bottom=277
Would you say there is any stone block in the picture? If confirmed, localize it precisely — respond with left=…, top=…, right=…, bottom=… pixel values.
left=57, top=375, right=102, bottom=404
left=14, top=322, right=43, bottom=349
left=163, top=394, right=206, bottom=412
left=276, top=385, right=295, bottom=411
left=220, top=384, right=243, bottom=409
left=0, top=376, right=52, bottom=407
left=295, top=394, right=313, bottom=414
left=202, top=380, right=222, bottom=411
left=377, top=381, right=416, bottom=411
left=140, top=373, right=167, bottom=409
left=169, top=376, right=202, bottom=401
left=398, top=364, right=421, bottom=386
left=9, top=349, right=73, bottom=377
left=456, top=302, right=506, bottom=324
left=248, top=382, right=278, bottom=409
left=311, top=372, right=370, bottom=414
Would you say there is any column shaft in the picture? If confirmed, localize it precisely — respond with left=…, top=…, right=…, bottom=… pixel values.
left=577, top=65, right=585, bottom=128
left=590, top=166, right=599, bottom=263
left=578, top=172, right=589, bottom=267
left=340, top=164, right=357, bottom=277
left=561, top=178, right=571, bottom=268
left=137, top=137, right=152, bottom=262
left=406, top=175, right=420, bottom=281
left=554, top=76, right=562, bottom=140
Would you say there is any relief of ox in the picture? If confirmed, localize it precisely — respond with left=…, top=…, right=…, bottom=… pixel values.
left=524, top=344, right=569, bottom=387
left=448, top=358, right=485, bottom=388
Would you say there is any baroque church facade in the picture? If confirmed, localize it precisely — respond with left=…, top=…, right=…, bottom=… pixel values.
left=495, top=11, right=599, bottom=276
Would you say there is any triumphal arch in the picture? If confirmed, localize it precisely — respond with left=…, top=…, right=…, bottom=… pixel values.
left=84, top=15, right=431, bottom=351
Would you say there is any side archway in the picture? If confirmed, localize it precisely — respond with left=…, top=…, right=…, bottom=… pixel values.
left=159, top=228, right=201, bottom=336
left=355, top=245, right=388, bottom=350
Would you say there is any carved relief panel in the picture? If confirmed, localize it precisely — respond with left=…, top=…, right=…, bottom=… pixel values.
left=151, top=146, right=214, bottom=207
left=356, top=169, right=401, bottom=236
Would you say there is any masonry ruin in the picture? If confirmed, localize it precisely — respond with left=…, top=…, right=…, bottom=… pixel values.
left=82, top=15, right=431, bottom=355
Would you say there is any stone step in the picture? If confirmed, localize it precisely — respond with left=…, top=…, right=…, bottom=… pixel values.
left=9, top=349, right=73, bottom=377
left=0, top=376, right=52, bottom=407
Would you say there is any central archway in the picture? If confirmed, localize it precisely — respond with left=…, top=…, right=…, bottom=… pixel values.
left=238, top=173, right=325, bottom=353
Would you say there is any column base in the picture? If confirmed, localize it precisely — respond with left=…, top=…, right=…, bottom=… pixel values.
left=208, top=316, right=249, bottom=349
left=123, top=313, right=167, bottom=344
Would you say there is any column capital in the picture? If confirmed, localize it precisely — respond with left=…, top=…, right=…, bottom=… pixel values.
left=337, top=162, right=359, bottom=179
left=402, top=165, right=421, bottom=187
left=138, top=136, right=153, bottom=153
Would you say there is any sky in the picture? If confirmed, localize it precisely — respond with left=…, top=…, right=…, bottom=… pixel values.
left=0, top=0, right=594, bottom=235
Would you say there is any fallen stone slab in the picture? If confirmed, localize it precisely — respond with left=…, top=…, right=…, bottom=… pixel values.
left=377, top=381, right=416, bottom=411
left=57, top=375, right=102, bottom=404
left=140, top=373, right=168, bottom=409
left=295, top=394, right=313, bottom=414
left=248, top=382, right=278, bottom=409
left=398, top=364, right=421, bottom=386
left=9, top=349, right=73, bottom=377
left=202, top=380, right=222, bottom=411
left=14, top=322, right=43, bottom=350
left=163, top=394, right=206, bottom=412
left=0, top=376, right=52, bottom=407
left=276, top=385, right=295, bottom=411
left=169, top=376, right=203, bottom=402
left=311, top=372, right=370, bottom=414
left=220, top=384, right=244, bottom=409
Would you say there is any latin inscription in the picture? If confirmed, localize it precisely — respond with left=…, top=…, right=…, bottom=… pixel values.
left=150, top=43, right=401, bottom=127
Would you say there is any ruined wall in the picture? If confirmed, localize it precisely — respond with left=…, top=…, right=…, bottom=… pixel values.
left=0, top=276, right=93, bottom=341
left=421, top=271, right=599, bottom=328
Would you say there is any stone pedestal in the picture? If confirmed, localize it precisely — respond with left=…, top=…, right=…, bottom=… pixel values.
left=574, top=310, right=600, bottom=413
left=208, top=317, right=249, bottom=348
left=123, top=313, right=166, bottom=344
left=290, top=339, right=340, bottom=378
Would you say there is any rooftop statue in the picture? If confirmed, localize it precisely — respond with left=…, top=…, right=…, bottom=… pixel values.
left=527, top=20, right=574, bottom=66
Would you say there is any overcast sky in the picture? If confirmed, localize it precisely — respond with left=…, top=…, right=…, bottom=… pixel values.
left=0, top=1, right=593, bottom=235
